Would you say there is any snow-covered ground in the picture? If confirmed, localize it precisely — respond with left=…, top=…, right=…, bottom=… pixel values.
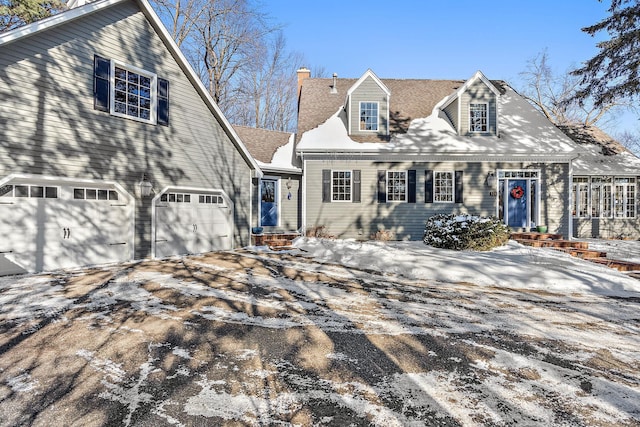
left=293, top=238, right=640, bottom=297
left=0, top=238, right=638, bottom=426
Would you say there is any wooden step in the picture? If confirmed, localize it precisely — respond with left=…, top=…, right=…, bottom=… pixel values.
left=516, top=239, right=589, bottom=250
left=253, top=233, right=300, bottom=247
left=510, top=232, right=563, bottom=241
left=554, top=248, right=607, bottom=259
left=587, top=258, right=640, bottom=272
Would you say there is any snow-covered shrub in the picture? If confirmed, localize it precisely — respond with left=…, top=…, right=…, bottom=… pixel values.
left=423, top=214, right=510, bottom=251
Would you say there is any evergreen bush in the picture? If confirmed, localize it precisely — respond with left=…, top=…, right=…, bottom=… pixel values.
left=423, top=214, right=510, bottom=251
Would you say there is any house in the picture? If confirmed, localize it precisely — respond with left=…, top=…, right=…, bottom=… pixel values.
left=0, top=0, right=261, bottom=275
left=232, top=125, right=301, bottom=235
left=561, top=124, right=640, bottom=239
left=292, top=68, right=640, bottom=241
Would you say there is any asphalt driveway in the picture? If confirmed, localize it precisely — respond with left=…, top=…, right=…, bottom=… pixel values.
left=0, top=247, right=639, bottom=426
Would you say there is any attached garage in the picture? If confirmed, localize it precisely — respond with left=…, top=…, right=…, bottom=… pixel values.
left=152, top=187, right=233, bottom=259
left=0, top=175, right=134, bottom=275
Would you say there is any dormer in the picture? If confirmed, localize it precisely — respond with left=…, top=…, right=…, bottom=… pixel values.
left=345, top=69, right=391, bottom=137
left=441, top=71, right=500, bottom=136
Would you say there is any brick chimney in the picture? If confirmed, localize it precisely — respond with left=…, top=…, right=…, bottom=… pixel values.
left=296, top=67, right=310, bottom=101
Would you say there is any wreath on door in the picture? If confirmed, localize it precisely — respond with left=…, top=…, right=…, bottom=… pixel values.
left=510, top=185, right=524, bottom=199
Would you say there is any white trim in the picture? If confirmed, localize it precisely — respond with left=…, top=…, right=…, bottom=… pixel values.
left=109, top=59, right=158, bottom=125
left=301, top=157, right=307, bottom=234
left=386, top=170, right=407, bottom=203
left=358, top=101, right=380, bottom=132
left=258, top=176, right=281, bottom=227
left=497, top=169, right=541, bottom=229
left=441, top=70, right=500, bottom=110
left=151, top=186, right=234, bottom=258
left=330, top=170, right=353, bottom=202
left=433, top=170, right=455, bottom=203
left=0, top=0, right=124, bottom=46
left=346, top=69, right=391, bottom=98
left=469, top=102, right=489, bottom=133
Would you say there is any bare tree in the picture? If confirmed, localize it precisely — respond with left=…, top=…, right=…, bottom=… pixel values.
left=227, top=31, right=303, bottom=131
left=517, top=50, right=633, bottom=128
left=617, top=129, right=640, bottom=155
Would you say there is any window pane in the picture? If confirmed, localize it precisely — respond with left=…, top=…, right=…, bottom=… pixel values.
left=74, top=188, right=84, bottom=199
left=359, top=102, right=378, bottom=131
left=470, top=104, right=488, bottom=132
left=434, top=172, right=453, bottom=202
left=15, top=185, right=28, bottom=197
left=31, top=186, right=44, bottom=198
left=86, top=189, right=97, bottom=200
left=332, top=171, right=351, bottom=201
left=108, top=190, right=118, bottom=200
left=0, top=185, right=12, bottom=197
left=45, top=187, right=57, bottom=198
left=98, top=189, right=108, bottom=200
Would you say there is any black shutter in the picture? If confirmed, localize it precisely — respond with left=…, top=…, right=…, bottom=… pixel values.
left=455, top=170, right=464, bottom=203
left=425, top=170, right=433, bottom=203
left=93, top=55, right=110, bottom=112
left=157, top=78, right=169, bottom=126
left=352, top=170, right=361, bottom=203
left=322, top=170, right=331, bottom=203
left=408, top=170, right=416, bottom=203
left=377, top=170, right=387, bottom=203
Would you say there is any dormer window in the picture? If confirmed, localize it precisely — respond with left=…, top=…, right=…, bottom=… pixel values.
left=469, top=103, right=488, bottom=133
left=359, top=102, right=378, bottom=131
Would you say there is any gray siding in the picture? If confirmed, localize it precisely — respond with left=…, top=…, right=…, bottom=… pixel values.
left=443, top=97, right=459, bottom=132
left=460, top=80, right=497, bottom=135
left=0, top=1, right=253, bottom=257
left=574, top=218, right=640, bottom=239
left=252, top=174, right=301, bottom=233
left=305, top=159, right=570, bottom=240
left=348, top=76, right=388, bottom=136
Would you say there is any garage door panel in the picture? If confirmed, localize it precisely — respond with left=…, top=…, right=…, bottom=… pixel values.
left=0, top=179, right=134, bottom=275
left=154, top=190, right=233, bottom=258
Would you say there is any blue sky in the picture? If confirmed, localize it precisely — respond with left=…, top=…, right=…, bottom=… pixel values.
left=266, top=0, right=637, bottom=135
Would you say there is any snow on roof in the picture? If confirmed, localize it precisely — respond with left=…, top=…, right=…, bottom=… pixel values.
left=297, top=86, right=579, bottom=159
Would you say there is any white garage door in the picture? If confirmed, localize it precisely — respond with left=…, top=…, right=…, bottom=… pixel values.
left=0, top=175, right=134, bottom=275
left=153, top=188, right=233, bottom=259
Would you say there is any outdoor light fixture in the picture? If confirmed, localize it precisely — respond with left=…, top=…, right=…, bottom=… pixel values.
left=139, top=173, right=153, bottom=198
left=486, top=171, right=496, bottom=188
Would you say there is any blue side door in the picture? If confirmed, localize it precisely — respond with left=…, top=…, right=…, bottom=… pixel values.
left=507, top=180, right=527, bottom=227
left=260, top=179, right=278, bottom=227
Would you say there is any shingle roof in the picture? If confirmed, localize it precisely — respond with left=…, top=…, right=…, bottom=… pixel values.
left=556, top=124, right=628, bottom=156
left=296, top=77, right=507, bottom=143
left=232, top=125, right=292, bottom=164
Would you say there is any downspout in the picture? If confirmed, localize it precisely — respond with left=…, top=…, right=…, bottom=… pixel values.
left=301, top=154, right=307, bottom=235
left=568, top=160, right=573, bottom=240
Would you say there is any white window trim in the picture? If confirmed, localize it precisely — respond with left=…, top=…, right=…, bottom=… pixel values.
left=433, top=171, right=455, bottom=203
left=469, top=102, right=488, bottom=133
left=386, top=170, right=407, bottom=203
left=259, top=176, right=280, bottom=226
left=109, top=59, right=158, bottom=125
left=331, top=170, right=352, bottom=202
left=358, top=101, right=379, bottom=132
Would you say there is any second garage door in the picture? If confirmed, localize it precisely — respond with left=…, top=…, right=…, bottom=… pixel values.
left=153, top=188, right=233, bottom=258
